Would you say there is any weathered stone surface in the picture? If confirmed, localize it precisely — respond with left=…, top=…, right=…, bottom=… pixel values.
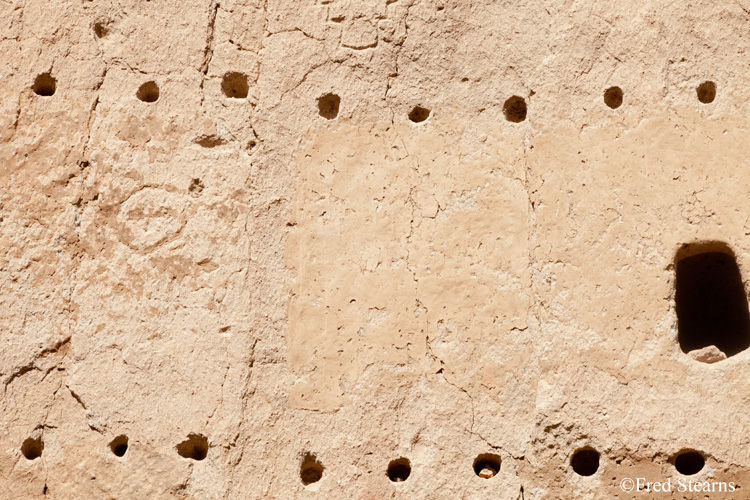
left=689, top=345, right=727, bottom=364
left=2, top=0, right=750, bottom=499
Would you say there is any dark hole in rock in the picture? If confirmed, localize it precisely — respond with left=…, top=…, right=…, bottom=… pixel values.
left=300, top=452, right=324, bottom=485
left=176, top=433, right=208, bottom=461
left=571, top=448, right=599, bottom=476
left=109, top=435, right=128, bottom=457
left=674, top=450, right=705, bottom=475
left=503, top=96, right=527, bottom=122
left=136, top=81, right=159, bottom=103
left=33, top=73, right=56, bottom=96
left=675, top=243, right=750, bottom=359
left=21, top=436, right=43, bottom=460
left=604, top=86, right=623, bottom=109
left=387, top=457, right=411, bottom=482
left=94, top=21, right=109, bottom=38
left=473, top=453, right=501, bottom=479
left=697, top=81, right=716, bottom=104
left=318, top=93, right=340, bottom=120
left=221, top=72, right=249, bottom=99
left=408, top=105, right=430, bottom=123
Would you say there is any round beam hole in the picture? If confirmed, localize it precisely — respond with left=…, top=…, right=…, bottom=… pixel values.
left=32, top=73, right=56, bottom=96
left=697, top=81, right=716, bottom=104
left=21, top=436, right=43, bottom=460
left=408, top=105, right=430, bottom=123
left=136, top=81, right=159, bottom=103
left=604, top=86, right=623, bottom=109
left=674, top=450, right=705, bottom=476
left=387, top=457, right=411, bottom=482
left=473, top=453, right=501, bottom=479
left=503, top=96, right=527, bottom=122
left=109, top=435, right=128, bottom=457
left=571, top=448, right=599, bottom=476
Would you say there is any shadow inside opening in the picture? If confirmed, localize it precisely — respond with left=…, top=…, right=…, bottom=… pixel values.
left=675, top=244, right=750, bottom=358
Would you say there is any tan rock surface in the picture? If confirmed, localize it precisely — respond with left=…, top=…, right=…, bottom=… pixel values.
left=3, top=0, right=750, bottom=499
left=688, top=345, right=727, bottom=364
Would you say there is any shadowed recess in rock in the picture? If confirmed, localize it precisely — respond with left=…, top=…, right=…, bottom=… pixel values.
left=32, top=73, right=56, bottom=96
left=136, top=81, right=160, bottom=103
left=473, top=453, right=501, bottom=479
left=503, top=96, right=527, bottom=122
left=604, top=86, right=623, bottom=109
left=21, top=436, right=43, bottom=460
left=675, top=243, right=750, bottom=358
left=176, top=433, right=208, bottom=460
left=318, top=93, right=340, bottom=119
left=300, top=452, right=324, bottom=485
left=697, top=81, right=716, bottom=104
left=109, top=435, right=128, bottom=457
left=221, top=72, right=249, bottom=98
left=408, top=105, right=430, bottom=123
left=571, top=448, right=599, bottom=476
left=94, top=20, right=109, bottom=38
left=674, top=450, right=705, bottom=475
left=387, top=457, right=411, bottom=482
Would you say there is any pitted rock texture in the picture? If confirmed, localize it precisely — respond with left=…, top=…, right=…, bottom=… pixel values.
left=2, top=0, right=750, bottom=499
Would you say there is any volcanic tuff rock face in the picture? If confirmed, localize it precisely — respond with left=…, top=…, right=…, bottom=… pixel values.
left=2, top=0, right=750, bottom=499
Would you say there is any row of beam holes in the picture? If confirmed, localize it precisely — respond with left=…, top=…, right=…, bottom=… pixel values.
left=299, top=448, right=706, bottom=485
left=136, top=73, right=251, bottom=102
left=30, top=72, right=250, bottom=102
left=81, top=11, right=721, bottom=114
left=29, top=72, right=716, bottom=115
left=18, top=437, right=707, bottom=480
left=571, top=448, right=706, bottom=477
left=317, top=82, right=716, bottom=123
left=603, top=82, right=716, bottom=108
left=21, top=433, right=209, bottom=461
left=299, top=452, right=502, bottom=485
